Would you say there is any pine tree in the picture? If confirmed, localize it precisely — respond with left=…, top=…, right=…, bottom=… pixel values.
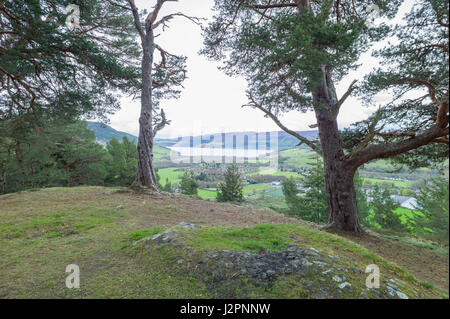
left=125, top=0, right=200, bottom=189
left=48, top=121, right=107, bottom=187
left=416, top=177, right=449, bottom=241
left=355, top=171, right=370, bottom=226
left=180, top=171, right=198, bottom=195
left=283, top=158, right=369, bottom=225
left=216, top=165, right=244, bottom=203
left=105, top=137, right=138, bottom=186
left=202, top=0, right=448, bottom=232
left=0, top=118, right=107, bottom=193
left=369, top=185, right=404, bottom=232
left=282, top=159, right=327, bottom=223
left=0, top=0, right=140, bottom=122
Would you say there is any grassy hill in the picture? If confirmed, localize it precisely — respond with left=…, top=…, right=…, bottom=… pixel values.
left=0, top=187, right=447, bottom=298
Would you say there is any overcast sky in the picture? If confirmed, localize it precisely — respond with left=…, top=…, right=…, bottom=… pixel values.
left=108, top=0, right=414, bottom=138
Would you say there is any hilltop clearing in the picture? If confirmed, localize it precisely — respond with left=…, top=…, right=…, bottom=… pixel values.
left=0, top=187, right=447, bottom=298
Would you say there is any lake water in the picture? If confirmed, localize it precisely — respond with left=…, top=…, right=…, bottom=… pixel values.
left=168, top=147, right=276, bottom=158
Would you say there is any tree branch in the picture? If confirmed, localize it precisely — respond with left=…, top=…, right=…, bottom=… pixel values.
left=347, top=110, right=383, bottom=159
left=334, top=79, right=357, bottom=114
left=153, top=12, right=204, bottom=30
left=146, top=0, right=177, bottom=31
left=437, top=90, right=449, bottom=128
left=398, top=77, right=439, bottom=107
left=127, top=0, right=144, bottom=38
left=243, top=96, right=322, bottom=155
left=153, top=109, right=170, bottom=134
left=348, top=125, right=449, bottom=168
left=244, top=3, right=298, bottom=10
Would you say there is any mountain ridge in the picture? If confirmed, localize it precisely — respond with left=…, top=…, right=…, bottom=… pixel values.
left=86, top=121, right=317, bottom=151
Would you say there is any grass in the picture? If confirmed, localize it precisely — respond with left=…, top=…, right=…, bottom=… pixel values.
left=153, top=145, right=171, bottom=160
left=197, top=189, right=217, bottom=199
left=248, top=169, right=299, bottom=179
left=121, top=227, right=163, bottom=248
left=185, top=224, right=294, bottom=252
left=362, top=207, right=425, bottom=233
left=279, top=148, right=319, bottom=167
left=197, top=184, right=277, bottom=199
left=0, top=187, right=207, bottom=298
left=243, top=184, right=274, bottom=195
left=0, top=186, right=447, bottom=298
left=363, top=177, right=412, bottom=188
left=157, top=167, right=187, bottom=185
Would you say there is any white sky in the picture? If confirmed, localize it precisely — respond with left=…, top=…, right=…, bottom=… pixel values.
left=109, top=0, right=414, bottom=138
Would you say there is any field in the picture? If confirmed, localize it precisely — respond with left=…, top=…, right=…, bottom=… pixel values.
left=197, top=189, right=217, bottom=199
left=248, top=169, right=300, bottom=179
left=153, top=145, right=171, bottom=160
left=363, top=177, right=413, bottom=188
left=157, top=167, right=186, bottom=185
left=279, top=148, right=319, bottom=167
left=197, top=184, right=275, bottom=200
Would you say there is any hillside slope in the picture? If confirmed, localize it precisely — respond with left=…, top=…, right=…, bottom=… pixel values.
left=87, top=121, right=138, bottom=144
left=86, top=121, right=170, bottom=160
left=0, top=187, right=447, bottom=298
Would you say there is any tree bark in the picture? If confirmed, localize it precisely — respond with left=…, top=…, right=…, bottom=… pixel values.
left=323, top=157, right=361, bottom=232
left=312, top=66, right=362, bottom=232
left=135, top=30, right=158, bottom=189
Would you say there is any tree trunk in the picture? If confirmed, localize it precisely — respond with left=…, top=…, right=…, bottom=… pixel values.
left=312, top=69, right=362, bottom=232
left=323, top=157, right=361, bottom=232
left=135, top=31, right=158, bottom=189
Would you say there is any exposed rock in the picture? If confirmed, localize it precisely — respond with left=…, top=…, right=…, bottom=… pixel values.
left=338, top=282, right=352, bottom=289
left=179, top=222, right=197, bottom=230
left=132, top=227, right=422, bottom=299
left=385, top=279, right=409, bottom=299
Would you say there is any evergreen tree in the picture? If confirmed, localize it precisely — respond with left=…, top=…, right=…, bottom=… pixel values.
left=105, top=137, right=137, bottom=186
left=52, top=121, right=107, bottom=187
left=283, top=158, right=369, bottom=225
left=216, top=165, right=244, bottom=203
left=0, top=0, right=140, bottom=122
left=416, top=177, right=449, bottom=241
left=281, top=177, right=302, bottom=214
left=180, top=171, right=198, bottom=195
left=355, top=172, right=370, bottom=226
left=1, top=0, right=140, bottom=191
left=0, top=119, right=107, bottom=193
left=125, top=0, right=200, bottom=189
left=369, top=185, right=404, bottom=232
left=202, top=0, right=448, bottom=232
left=282, top=159, right=327, bottom=223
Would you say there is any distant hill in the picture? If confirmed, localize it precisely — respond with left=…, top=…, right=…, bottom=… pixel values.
left=87, top=121, right=318, bottom=152
left=86, top=121, right=170, bottom=160
left=87, top=121, right=138, bottom=145
left=155, top=130, right=318, bottom=151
